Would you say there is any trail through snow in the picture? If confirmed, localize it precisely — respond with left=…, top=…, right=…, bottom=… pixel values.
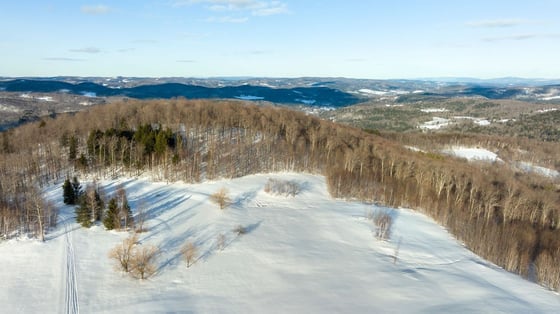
left=62, top=214, right=80, bottom=314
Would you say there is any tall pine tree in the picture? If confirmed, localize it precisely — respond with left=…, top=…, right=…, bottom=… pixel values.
left=103, top=198, right=119, bottom=230
left=75, top=194, right=92, bottom=228
left=75, top=185, right=104, bottom=228
left=62, top=178, right=76, bottom=205
left=72, top=177, right=82, bottom=199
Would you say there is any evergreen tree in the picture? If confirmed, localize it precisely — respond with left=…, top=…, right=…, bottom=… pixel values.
left=103, top=198, right=119, bottom=230
left=68, top=135, right=77, bottom=161
left=74, top=185, right=104, bottom=228
left=72, top=177, right=82, bottom=199
left=75, top=194, right=92, bottom=228
left=62, top=178, right=76, bottom=205
left=77, top=153, right=88, bottom=170
left=92, top=189, right=105, bottom=222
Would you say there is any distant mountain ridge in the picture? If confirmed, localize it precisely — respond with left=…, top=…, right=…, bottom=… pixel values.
left=0, top=79, right=360, bottom=107
left=2, top=77, right=560, bottom=105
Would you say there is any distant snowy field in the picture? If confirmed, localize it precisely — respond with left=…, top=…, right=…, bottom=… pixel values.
left=1, top=173, right=559, bottom=313
left=443, top=146, right=501, bottom=162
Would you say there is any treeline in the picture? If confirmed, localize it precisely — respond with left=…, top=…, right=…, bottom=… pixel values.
left=382, top=131, right=560, bottom=171
left=0, top=98, right=559, bottom=291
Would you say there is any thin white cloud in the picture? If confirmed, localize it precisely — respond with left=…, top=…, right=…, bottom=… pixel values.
left=175, top=0, right=288, bottom=16
left=483, top=33, right=538, bottom=42
left=80, top=4, right=111, bottom=15
left=43, top=57, right=85, bottom=62
left=466, top=19, right=528, bottom=28
left=251, top=1, right=288, bottom=16
left=69, top=47, right=101, bottom=54
left=117, top=48, right=135, bottom=53
left=177, top=59, right=196, bottom=63
left=205, top=16, right=248, bottom=23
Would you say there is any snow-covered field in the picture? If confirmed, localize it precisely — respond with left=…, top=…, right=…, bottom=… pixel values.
left=1, top=173, right=559, bottom=313
left=419, top=117, right=451, bottom=130
left=234, top=95, right=264, bottom=100
left=443, top=147, right=501, bottom=162
left=517, top=162, right=560, bottom=179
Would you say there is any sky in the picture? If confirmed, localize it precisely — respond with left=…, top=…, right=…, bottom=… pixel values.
left=1, top=0, right=559, bottom=79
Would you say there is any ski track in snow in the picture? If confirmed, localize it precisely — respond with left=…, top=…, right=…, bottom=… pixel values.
left=62, top=215, right=80, bottom=314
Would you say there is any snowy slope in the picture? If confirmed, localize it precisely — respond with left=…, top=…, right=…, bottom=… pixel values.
left=443, top=146, right=501, bottom=162
left=1, top=173, right=559, bottom=313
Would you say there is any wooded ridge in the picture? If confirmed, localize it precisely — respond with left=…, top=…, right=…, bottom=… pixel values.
left=1, top=99, right=559, bottom=290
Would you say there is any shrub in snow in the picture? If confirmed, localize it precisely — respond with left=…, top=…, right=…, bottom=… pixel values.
left=216, top=233, right=226, bottom=251
left=233, top=224, right=247, bottom=236
left=181, top=241, right=198, bottom=268
left=373, top=209, right=393, bottom=240
left=210, top=187, right=231, bottom=210
left=264, top=178, right=300, bottom=197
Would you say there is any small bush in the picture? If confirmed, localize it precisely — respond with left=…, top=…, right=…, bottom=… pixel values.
left=210, top=187, right=231, bottom=209
left=181, top=241, right=198, bottom=268
left=373, top=209, right=393, bottom=240
left=264, top=178, right=300, bottom=197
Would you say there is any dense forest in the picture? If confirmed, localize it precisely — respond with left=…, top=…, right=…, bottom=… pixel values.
left=0, top=98, right=559, bottom=290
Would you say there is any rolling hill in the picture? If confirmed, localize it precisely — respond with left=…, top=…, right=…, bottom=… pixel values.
left=1, top=173, right=559, bottom=313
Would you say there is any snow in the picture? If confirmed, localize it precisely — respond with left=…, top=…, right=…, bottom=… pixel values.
left=443, top=147, right=501, bottom=162
left=358, top=89, right=388, bottom=95
left=234, top=95, right=265, bottom=100
left=517, top=162, right=560, bottom=179
left=81, top=92, right=97, bottom=98
left=0, top=103, right=21, bottom=113
left=536, top=108, right=559, bottom=113
left=1, top=173, right=559, bottom=313
left=420, top=108, right=448, bottom=113
left=404, top=146, right=425, bottom=153
left=296, top=98, right=316, bottom=105
left=474, top=119, right=491, bottom=126
left=419, top=117, right=451, bottom=130
left=37, top=96, right=54, bottom=102
left=539, top=95, right=560, bottom=101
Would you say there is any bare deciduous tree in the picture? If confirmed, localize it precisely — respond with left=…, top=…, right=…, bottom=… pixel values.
left=373, top=209, right=393, bottom=240
left=109, top=234, right=138, bottom=272
left=181, top=241, right=198, bottom=268
left=129, top=244, right=159, bottom=280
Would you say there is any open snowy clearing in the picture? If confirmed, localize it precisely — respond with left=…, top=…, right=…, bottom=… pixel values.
left=1, top=173, right=559, bottom=313
left=517, top=162, right=560, bottom=179
left=443, top=146, right=501, bottom=162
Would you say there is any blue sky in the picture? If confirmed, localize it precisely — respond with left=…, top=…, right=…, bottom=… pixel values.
left=1, top=0, right=559, bottom=79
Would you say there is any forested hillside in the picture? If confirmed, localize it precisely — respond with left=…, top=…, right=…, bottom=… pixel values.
left=1, top=99, right=559, bottom=290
